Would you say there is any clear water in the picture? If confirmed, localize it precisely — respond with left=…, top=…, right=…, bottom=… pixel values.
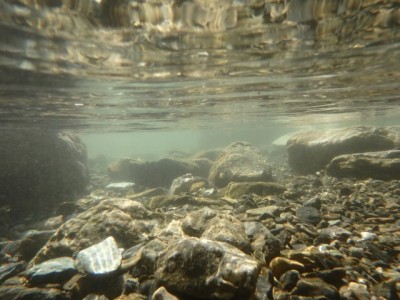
left=0, top=0, right=399, bottom=158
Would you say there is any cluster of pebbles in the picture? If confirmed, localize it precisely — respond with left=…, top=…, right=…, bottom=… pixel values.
left=1, top=126, right=400, bottom=300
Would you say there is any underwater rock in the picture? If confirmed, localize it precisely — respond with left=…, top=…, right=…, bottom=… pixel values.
left=26, top=257, right=77, bottom=285
left=224, top=181, right=286, bottom=198
left=151, top=287, right=179, bottom=300
left=292, top=277, right=340, bottom=299
left=168, top=173, right=206, bottom=195
left=30, top=199, right=157, bottom=265
left=326, top=150, right=400, bottom=180
left=108, top=157, right=207, bottom=188
left=76, top=237, right=121, bottom=276
left=209, top=141, right=273, bottom=188
left=201, top=213, right=250, bottom=251
left=0, top=285, right=70, bottom=300
left=296, top=206, right=321, bottom=225
left=106, top=182, right=136, bottom=190
left=269, top=257, right=304, bottom=280
left=0, top=262, right=25, bottom=285
left=287, top=126, right=398, bottom=174
left=181, top=207, right=218, bottom=237
left=0, top=129, right=89, bottom=215
left=246, top=205, right=281, bottom=220
left=155, top=237, right=260, bottom=300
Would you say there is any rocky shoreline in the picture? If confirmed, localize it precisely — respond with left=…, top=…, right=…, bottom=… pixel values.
left=1, top=126, right=400, bottom=299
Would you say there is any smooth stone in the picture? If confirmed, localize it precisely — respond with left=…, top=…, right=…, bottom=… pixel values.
left=280, top=269, right=300, bottom=292
left=319, top=226, right=352, bottom=241
left=0, top=285, right=69, bottom=300
left=155, top=237, right=260, bottom=300
left=269, top=257, right=304, bottom=279
left=76, top=236, right=122, bottom=276
left=26, top=257, right=77, bottom=285
left=106, top=182, right=135, bottom=190
left=168, top=173, right=205, bottom=195
left=296, top=206, right=321, bottom=225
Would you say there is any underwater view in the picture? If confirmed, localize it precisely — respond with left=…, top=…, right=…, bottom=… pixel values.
left=1, top=0, right=400, bottom=299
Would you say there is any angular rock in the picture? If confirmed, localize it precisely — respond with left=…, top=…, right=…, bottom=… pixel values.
left=292, top=277, right=340, bottom=299
left=76, top=237, right=121, bottom=276
left=326, top=150, right=400, bottom=180
left=224, top=182, right=286, bottom=198
left=30, top=199, right=157, bottom=265
left=151, top=287, right=179, bottom=300
left=0, top=285, right=70, bottom=300
left=0, top=262, right=25, bottom=285
left=209, top=142, right=272, bottom=188
left=296, top=206, right=321, bottom=225
left=181, top=207, right=218, bottom=237
left=0, top=129, right=89, bottom=215
left=168, top=173, right=206, bottom=195
left=246, top=205, right=280, bottom=220
left=287, top=126, right=398, bottom=174
left=201, top=214, right=250, bottom=251
left=26, top=257, right=77, bottom=285
left=108, top=157, right=208, bottom=188
left=155, top=237, right=260, bottom=300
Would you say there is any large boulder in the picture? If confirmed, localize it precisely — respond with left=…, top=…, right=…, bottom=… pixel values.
left=326, top=150, right=400, bottom=180
left=30, top=199, right=158, bottom=265
left=155, top=237, right=260, bottom=300
left=0, top=129, right=89, bottom=215
left=209, top=142, right=272, bottom=188
left=287, top=126, right=398, bottom=174
left=108, top=157, right=210, bottom=188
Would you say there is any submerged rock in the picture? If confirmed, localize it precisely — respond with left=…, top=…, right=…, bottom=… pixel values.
left=30, top=199, right=157, bottom=265
left=225, top=181, right=285, bottom=198
left=209, top=142, right=272, bottom=188
left=326, top=150, right=400, bottom=180
left=0, top=129, right=89, bottom=215
left=76, top=237, right=121, bottom=276
left=26, top=257, right=77, bottom=285
left=287, top=126, right=398, bottom=174
left=108, top=157, right=208, bottom=188
left=155, top=237, right=260, bottom=299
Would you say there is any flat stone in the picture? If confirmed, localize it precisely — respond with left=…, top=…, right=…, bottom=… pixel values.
left=76, top=236, right=122, bottom=276
left=246, top=205, right=280, bottom=219
left=106, top=182, right=135, bottom=190
left=26, top=257, right=77, bottom=285
left=0, top=262, right=25, bottom=285
left=155, top=237, right=260, bottom=300
left=292, top=277, right=340, bottom=299
left=296, top=206, right=321, bottom=225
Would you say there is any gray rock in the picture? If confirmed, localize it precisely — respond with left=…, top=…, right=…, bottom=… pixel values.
left=0, top=129, right=89, bottom=215
left=201, top=213, right=250, bottom=251
left=106, top=182, right=135, bottom=190
left=246, top=205, right=280, bottom=219
left=209, top=142, right=272, bottom=188
left=26, top=257, right=77, bottom=285
left=76, top=236, right=121, bottom=276
left=181, top=207, right=218, bottom=237
left=108, top=157, right=208, bottom=188
left=326, top=150, right=400, bottom=180
left=155, top=237, right=260, bottom=300
left=296, top=206, right=321, bottom=225
left=320, top=226, right=352, bottom=241
left=30, top=199, right=157, bottom=265
left=287, top=126, right=398, bottom=174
